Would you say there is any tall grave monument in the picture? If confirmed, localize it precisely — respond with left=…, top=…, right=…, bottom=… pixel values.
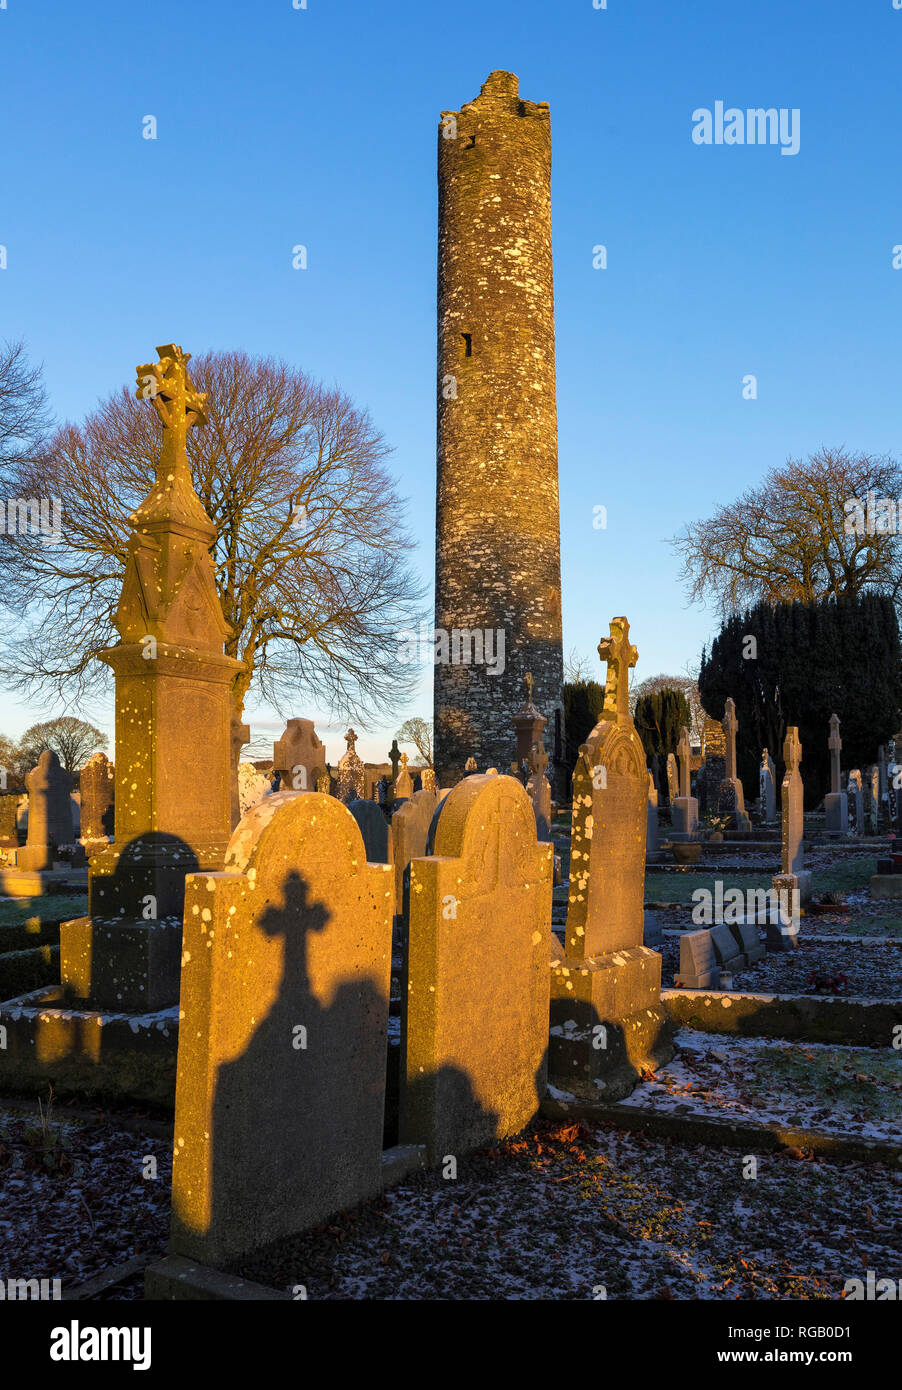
left=549, top=617, right=673, bottom=1100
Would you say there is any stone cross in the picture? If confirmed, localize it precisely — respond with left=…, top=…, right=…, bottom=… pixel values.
left=828, top=713, right=842, bottom=795
left=524, top=671, right=534, bottom=703
left=597, top=616, right=638, bottom=722
left=784, top=725, right=802, bottom=773
left=677, top=725, right=691, bottom=798
left=345, top=728, right=358, bottom=755
left=723, top=698, right=739, bottom=780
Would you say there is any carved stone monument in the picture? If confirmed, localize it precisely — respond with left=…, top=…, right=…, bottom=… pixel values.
left=825, top=713, right=848, bottom=835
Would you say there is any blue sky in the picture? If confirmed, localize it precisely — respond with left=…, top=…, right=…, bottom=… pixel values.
left=2, top=0, right=900, bottom=765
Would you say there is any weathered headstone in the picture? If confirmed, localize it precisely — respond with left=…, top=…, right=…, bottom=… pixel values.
left=169, top=791, right=394, bottom=1266
left=675, top=929, right=719, bottom=990
left=666, top=752, right=678, bottom=807
left=771, top=725, right=811, bottom=929
left=847, top=769, right=863, bottom=836
left=79, top=751, right=115, bottom=852
left=526, top=735, right=552, bottom=840
left=671, top=725, right=699, bottom=841
left=646, top=769, right=661, bottom=863
left=759, top=748, right=777, bottom=823
left=464, top=756, right=478, bottom=775
left=391, top=788, right=438, bottom=940
left=272, top=718, right=326, bottom=793
left=346, top=798, right=392, bottom=865
left=0, top=792, right=20, bottom=849
left=733, top=920, right=765, bottom=965
left=19, top=752, right=77, bottom=871
left=59, top=344, right=244, bottom=1014
left=237, top=761, right=269, bottom=817
left=401, top=774, right=552, bottom=1162
left=710, top=922, right=743, bottom=975
left=866, top=765, right=880, bottom=834
left=336, top=728, right=365, bottom=804
left=717, top=698, right=751, bottom=831
left=549, top=617, right=673, bottom=1099
left=421, top=767, right=437, bottom=795
left=395, top=752, right=414, bottom=800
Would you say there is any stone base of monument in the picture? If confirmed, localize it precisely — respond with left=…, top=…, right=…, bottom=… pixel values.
left=763, top=871, right=810, bottom=951
left=59, top=915, right=183, bottom=1012
left=825, top=793, right=849, bottom=836
left=548, top=946, right=675, bottom=1101
left=869, top=874, right=902, bottom=899
left=669, top=796, right=699, bottom=841
left=0, top=985, right=178, bottom=1105
left=17, top=845, right=88, bottom=872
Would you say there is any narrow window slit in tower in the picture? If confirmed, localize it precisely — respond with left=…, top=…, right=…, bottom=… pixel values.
left=465, top=134, right=476, bottom=149
left=461, top=333, right=472, bottom=357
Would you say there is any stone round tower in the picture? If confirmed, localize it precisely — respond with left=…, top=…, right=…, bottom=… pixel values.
left=433, top=70, right=564, bottom=788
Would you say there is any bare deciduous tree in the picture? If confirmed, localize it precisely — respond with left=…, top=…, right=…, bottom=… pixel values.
left=17, top=716, right=108, bottom=776
left=0, top=339, right=51, bottom=468
left=396, top=717, right=433, bottom=766
left=671, top=448, right=902, bottom=616
left=0, top=351, right=426, bottom=749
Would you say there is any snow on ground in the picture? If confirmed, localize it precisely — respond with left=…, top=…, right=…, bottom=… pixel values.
left=618, top=1028, right=902, bottom=1143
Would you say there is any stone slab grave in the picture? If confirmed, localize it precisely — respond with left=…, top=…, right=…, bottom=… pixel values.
left=709, top=922, right=743, bottom=976
left=825, top=713, right=848, bottom=835
left=18, top=751, right=80, bottom=871
left=401, top=773, right=552, bottom=1164
left=670, top=725, right=699, bottom=841
left=169, top=791, right=394, bottom=1268
left=272, top=717, right=326, bottom=794
left=549, top=617, right=674, bottom=1101
left=730, top=919, right=766, bottom=965
left=391, top=788, right=437, bottom=942
left=675, top=929, right=720, bottom=990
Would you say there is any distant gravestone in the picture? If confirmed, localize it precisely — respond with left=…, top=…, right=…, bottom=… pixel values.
left=759, top=749, right=776, bottom=823
left=676, top=929, right=719, bottom=990
left=866, top=766, right=880, bottom=834
left=710, top=922, right=743, bottom=975
left=347, top=798, right=391, bottom=864
left=549, top=617, right=672, bottom=1098
left=671, top=725, right=699, bottom=841
left=666, top=753, right=678, bottom=807
left=19, top=751, right=76, bottom=870
left=771, top=726, right=811, bottom=933
left=336, top=728, right=366, bottom=803
left=401, top=774, right=552, bottom=1163
left=421, top=767, right=437, bottom=795
left=79, top=751, right=115, bottom=849
left=0, top=793, right=20, bottom=848
left=272, top=718, right=326, bottom=793
left=718, top=698, right=750, bottom=831
left=526, top=738, right=552, bottom=839
left=646, top=770, right=661, bottom=862
left=395, top=752, right=414, bottom=800
left=825, top=713, right=848, bottom=835
left=170, top=791, right=394, bottom=1267
left=847, top=769, right=863, bottom=836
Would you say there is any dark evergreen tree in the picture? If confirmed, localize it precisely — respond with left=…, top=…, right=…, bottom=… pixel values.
left=634, top=687, right=691, bottom=798
left=699, top=595, right=902, bottom=806
left=562, top=679, right=606, bottom=780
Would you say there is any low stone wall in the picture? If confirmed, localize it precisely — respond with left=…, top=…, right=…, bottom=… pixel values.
left=663, top=987, right=901, bottom=1047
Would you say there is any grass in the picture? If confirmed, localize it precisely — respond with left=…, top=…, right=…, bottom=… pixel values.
left=0, top=893, right=88, bottom=929
left=643, top=856, right=880, bottom=906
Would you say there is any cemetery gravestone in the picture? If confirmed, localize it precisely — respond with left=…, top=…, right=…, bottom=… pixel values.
left=770, top=726, right=811, bottom=943
left=272, top=718, right=326, bottom=793
left=347, top=798, right=392, bottom=864
left=548, top=617, right=673, bottom=1099
left=395, top=752, right=415, bottom=800
left=718, top=697, right=751, bottom=831
left=79, top=751, right=115, bottom=852
left=759, top=749, right=776, bottom=823
left=847, top=770, right=863, bottom=836
left=675, top=929, right=719, bottom=990
left=671, top=725, right=699, bottom=841
left=646, top=770, right=661, bottom=863
left=336, top=729, right=366, bottom=804
left=666, top=753, right=678, bottom=807
left=169, top=791, right=394, bottom=1267
left=19, top=751, right=76, bottom=871
left=401, top=773, right=552, bottom=1163
left=825, top=713, right=849, bottom=835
